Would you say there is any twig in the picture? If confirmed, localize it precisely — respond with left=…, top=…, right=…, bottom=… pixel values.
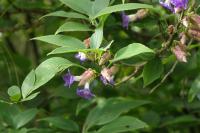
left=149, top=61, right=178, bottom=94
left=115, top=66, right=141, bottom=86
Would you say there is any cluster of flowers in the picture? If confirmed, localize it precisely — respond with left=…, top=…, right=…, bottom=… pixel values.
left=63, top=38, right=118, bottom=99
left=63, top=0, right=200, bottom=99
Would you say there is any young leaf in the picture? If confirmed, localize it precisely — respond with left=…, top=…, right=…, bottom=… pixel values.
left=13, top=108, right=38, bottom=129
left=143, top=57, right=164, bottom=87
left=112, top=43, right=155, bottom=63
left=7, top=86, right=21, bottom=102
left=39, top=117, right=79, bottom=132
left=90, top=25, right=103, bottom=49
left=40, top=11, right=88, bottom=20
left=59, top=0, right=93, bottom=16
left=96, top=116, right=148, bottom=133
left=55, top=22, right=92, bottom=34
left=93, top=3, right=153, bottom=18
left=188, top=75, right=200, bottom=102
left=33, top=35, right=85, bottom=48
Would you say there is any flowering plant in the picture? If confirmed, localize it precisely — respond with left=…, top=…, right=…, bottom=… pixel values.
left=1, top=0, right=200, bottom=132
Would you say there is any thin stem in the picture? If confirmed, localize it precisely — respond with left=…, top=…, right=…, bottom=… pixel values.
left=114, top=67, right=140, bottom=86
left=149, top=61, right=178, bottom=94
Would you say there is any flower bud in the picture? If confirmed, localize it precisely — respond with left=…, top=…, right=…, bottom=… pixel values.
left=172, top=43, right=187, bottom=63
left=188, top=29, right=200, bottom=41
left=128, top=9, right=148, bottom=22
left=168, top=25, right=175, bottom=35
left=83, top=38, right=90, bottom=48
left=99, top=51, right=111, bottom=65
left=78, top=68, right=95, bottom=86
left=179, top=33, right=187, bottom=45
left=109, top=65, right=119, bottom=75
left=189, top=14, right=200, bottom=30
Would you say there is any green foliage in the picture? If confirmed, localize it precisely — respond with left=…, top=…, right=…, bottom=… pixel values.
left=112, top=43, right=155, bottom=63
left=1, top=0, right=200, bottom=132
left=143, top=57, right=164, bottom=86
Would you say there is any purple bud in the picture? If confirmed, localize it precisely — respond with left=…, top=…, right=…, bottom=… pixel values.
left=76, top=83, right=95, bottom=100
left=63, top=69, right=75, bottom=88
left=121, top=12, right=130, bottom=29
left=75, top=52, right=87, bottom=62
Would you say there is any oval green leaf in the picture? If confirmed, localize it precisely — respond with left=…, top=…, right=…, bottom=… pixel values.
left=111, top=43, right=155, bottom=63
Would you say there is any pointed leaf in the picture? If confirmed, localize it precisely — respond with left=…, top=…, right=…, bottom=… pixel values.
left=60, top=0, right=93, bottom=15
left=55, top=22, right=92, bottom=34
left=93, top=3, right=153, bottom=18
left=41, top=11, right=88, bottom=20
left=21, top=57, right=78, bottom=99
left=90, top=25, right=103, bottom=49
left=33, top=35, right=85, bottom=48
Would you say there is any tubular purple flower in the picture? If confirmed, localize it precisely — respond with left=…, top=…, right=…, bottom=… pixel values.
left=160, top=0, right=174, bottom=12
left=121, top=12, right=130, bottom=29
left=76, top=82, right=95, bottom=100
left=63, top=69, right=81, bottom=88
left=75, top=52, right=87, bottom=62
left=160, top=0, right=188, bottom=13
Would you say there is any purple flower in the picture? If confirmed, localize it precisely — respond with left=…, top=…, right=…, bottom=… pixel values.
left=121, top=12, right=130, bottom=29
left=100, top=75, right=114, bottom=85
left=159, top=0, right=188, bottom=13
left=75, top=52, right=87, bottom=62
left=63, top=69, right=75, bottom=88
left=63, top=70, right=81, bottom=88
left=76, top=83, right=95, bottom=99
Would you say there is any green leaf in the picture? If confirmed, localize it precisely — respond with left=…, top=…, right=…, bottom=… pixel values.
left=92, top=0, right=110, bottom=16
left=7, top=86, right=21, bottom=102
left=84, top=98, right=150, bottom=131
left=33, top=35, right=85, bottom=48
left=13, top=109, right=38, bottom=129
left=90, top=25, right=103, bottom=49
left=112, top=43, right=155, bottom=63
left=162, top=115, right=198, bottom=127
left=21, top=57, right=76, bottom=99
left=40, top=11, right=88, bottom=20
left=76, top=99, right=95, bottom=115
left=55, top=21, right=92, bottom=34
left=60, top=0, right=93, bottom=15
left=143, top=57, right=164, bottom=86
left=96, top=116, right=148, bottom=133
left=21, top=92, right=40, bottom=102
left=39, top=117, right=79, bottom=131
left=188, top=75, right=200, bottom=102
left=48, top=47, right=104, bottom=55
left=21, top=70, right=35, bottom=99
left=93, top=3, right=153, bottom=18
